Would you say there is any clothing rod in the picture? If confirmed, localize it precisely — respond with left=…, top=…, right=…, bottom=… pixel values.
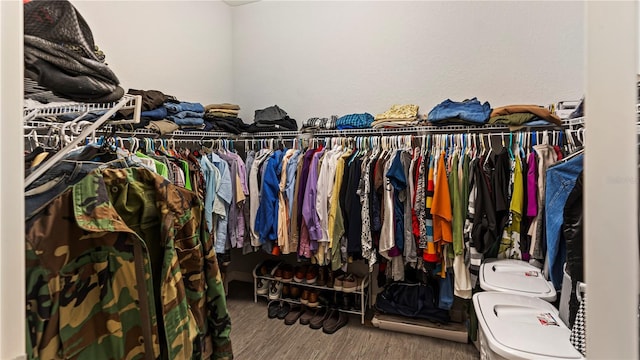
left=24, top=96, right=133, bottom=188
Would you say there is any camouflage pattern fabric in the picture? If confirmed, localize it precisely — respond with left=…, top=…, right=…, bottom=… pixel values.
left=26, top=167, right=232, bottom=360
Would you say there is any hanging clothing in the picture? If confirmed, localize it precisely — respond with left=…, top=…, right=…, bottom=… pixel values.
left=25, top=167, right=232, bottom=360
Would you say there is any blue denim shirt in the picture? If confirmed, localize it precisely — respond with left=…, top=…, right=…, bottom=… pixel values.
left=285, top=150, right=302, bottom=217
left=545, top=153, right=584, bottom=289
left=209, top=152, right=233, bottom=253
left=427, top=98, right=491, bottom=124
left=199, top=155, right=218, bottom=233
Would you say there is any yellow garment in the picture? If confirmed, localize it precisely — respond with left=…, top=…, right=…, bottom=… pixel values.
left=374, top=104, right=419, bottom=121
left=277, top=150, right=294, bottom=252
left=328, top=150, right=351, bottom=248
left=30, top=152, right=49, bottom=168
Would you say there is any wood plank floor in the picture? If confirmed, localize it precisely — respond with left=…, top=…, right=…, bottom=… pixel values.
left=226, top=282, right=480, bottom=360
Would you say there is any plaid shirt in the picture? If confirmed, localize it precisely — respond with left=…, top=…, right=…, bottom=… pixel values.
left=336, top=113, right=374, bottom=129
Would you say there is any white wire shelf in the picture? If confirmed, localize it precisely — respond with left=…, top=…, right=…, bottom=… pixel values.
left=23, top=94, right=141, bottom=125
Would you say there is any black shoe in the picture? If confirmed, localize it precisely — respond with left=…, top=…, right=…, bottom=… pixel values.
left=277, top=301, right=291, bottom=319
left=341, top=293, right=353, bottom=311
left=268, top=301, right=280, bottom=319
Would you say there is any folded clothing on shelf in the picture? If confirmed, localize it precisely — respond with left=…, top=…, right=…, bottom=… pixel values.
left=246, top=105, right=298, bottom=132
left=203, top=116, right=249, bottom=134
left=427, top=97, right=491, bottom=126
left=490, top=104, right=562, bottom=126
left=374, top=104, right=419, bottom=121
left=23, top=0, right=123, bottom=103
left=302, top=115, right=338, bottom=130
left=335, top=113, right=374, bottom=130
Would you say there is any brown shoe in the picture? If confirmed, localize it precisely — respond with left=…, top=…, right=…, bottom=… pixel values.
left=307, top=291, right=319, bottom=308
left=282, top=284, right=290, bottom=298
left=299, top=307, right=316, bottom=325
left=322, top=309, right=349, bottom=334
left=281, top=264, right=294, bottom=283
left=290, top=285, right=301, bottom=299
left=309, top=308, right=333, bottom=330
left=333, top=274, right=345, bottom=291
left=342, top=274, right=357, bottom=293
left=274, top=268, right=283, bottom=281
left=301, top=289, right=310, bottom=305
left=316, top=267, right=327, bottom=287
left=326, top=270, right=335, bottom=288
left=305, top=265, right=319, bottom=284
left=294, top=265, right=308, bottom=283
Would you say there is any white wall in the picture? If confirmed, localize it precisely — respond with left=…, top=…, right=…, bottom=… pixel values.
left=232, top=1, right=584, bottom=123
left=0, top=1, right=26, bottom=358
left=72, top=0, right=234, bottom=104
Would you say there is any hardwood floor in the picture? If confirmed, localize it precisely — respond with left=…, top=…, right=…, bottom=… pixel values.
left=225, top=281, right=480, bottom=360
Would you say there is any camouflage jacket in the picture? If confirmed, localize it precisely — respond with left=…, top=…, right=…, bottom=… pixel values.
left=26, top=168, right=232, bottom=360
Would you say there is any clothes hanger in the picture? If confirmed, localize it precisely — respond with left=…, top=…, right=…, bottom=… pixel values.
left=508, top=133, right=514, bottom=161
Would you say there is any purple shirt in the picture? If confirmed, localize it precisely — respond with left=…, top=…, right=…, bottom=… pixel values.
left=303, top=149, right=325, bottom=245
left=526, top=152, right=537, bottom=217
left=297, top=148, right=316, bottom=258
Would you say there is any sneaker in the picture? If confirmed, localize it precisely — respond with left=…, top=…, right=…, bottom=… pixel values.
left=308, top=291, right=319, bottom=308
left=256, top=278, right=268, bottom=295
left=276, top=302, right=291, bottom=319
left=268, top=280, right=282, bottom=300
left=333, top=274, right=345, bottom=291
left=309, top=307, right=332, bottom=330
left=267, top=301, right=281, bottom=319
left=322, top=310, right=349, bottom=334
left=284, top=304, right=304, bottom=325
left=299, top=307, right=315, bottom=325
left=342, top=274, right=357, bottom=293
left=305, top=265, right=319, bottom=284
left=300, top=289, right=310, bottom=305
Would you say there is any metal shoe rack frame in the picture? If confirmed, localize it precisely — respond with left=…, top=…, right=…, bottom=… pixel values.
left=252, top=261, right=372, bottom=324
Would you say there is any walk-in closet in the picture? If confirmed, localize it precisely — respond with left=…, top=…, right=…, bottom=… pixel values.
left=2, top=1, right=639, bottom=359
